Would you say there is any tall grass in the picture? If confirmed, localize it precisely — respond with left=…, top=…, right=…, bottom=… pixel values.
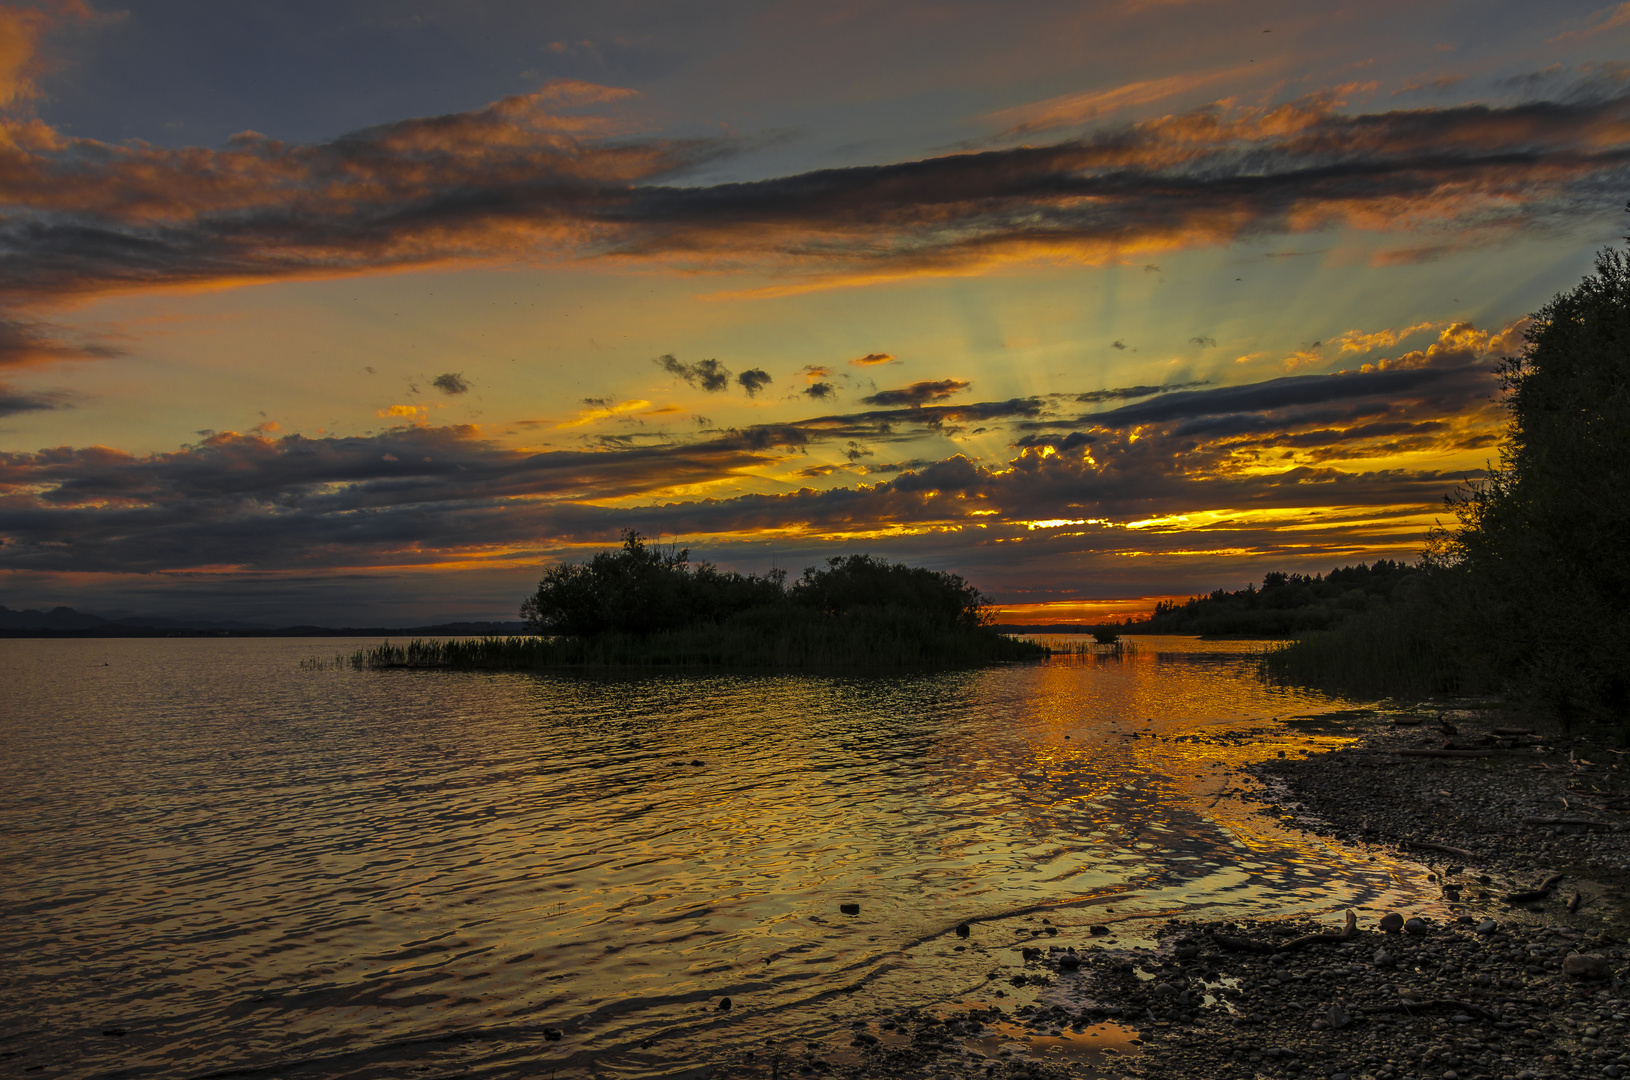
left=350, top=608, right=1047, bottom=671
left=1259, top=604, right=1467, bottom=699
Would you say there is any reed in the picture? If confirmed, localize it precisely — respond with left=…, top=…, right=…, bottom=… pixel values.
left=1259, top=605, right=1464, bottom=699
left=349, top=608, right=1047, bottom=671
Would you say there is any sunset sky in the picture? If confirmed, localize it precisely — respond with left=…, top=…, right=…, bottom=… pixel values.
left=2, top=0, right=1628, bottom=624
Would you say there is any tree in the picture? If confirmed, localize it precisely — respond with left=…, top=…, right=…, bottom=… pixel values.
left=1429, top=240, right=1630, bottom=721
left=789, top=554, right=989, bottom=628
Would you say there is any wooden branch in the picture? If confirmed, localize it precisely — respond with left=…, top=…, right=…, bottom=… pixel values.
left=1405, top=840, right=1477, bottom=860
left=1212, top=911, right=1356, bottom=954
left=1357, top=999, right=1498, bottom=1021
left=1504, top=872, right=1565, bottom=904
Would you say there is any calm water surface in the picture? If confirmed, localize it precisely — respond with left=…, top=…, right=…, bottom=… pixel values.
left=1, top=637, right=1434, bottom=1078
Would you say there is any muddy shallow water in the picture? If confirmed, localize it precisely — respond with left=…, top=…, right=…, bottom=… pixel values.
left=0, top=636, right=1440, bottom=1078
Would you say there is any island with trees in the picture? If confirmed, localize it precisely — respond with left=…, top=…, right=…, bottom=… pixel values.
left=353, top=534, right=1046, bottom=669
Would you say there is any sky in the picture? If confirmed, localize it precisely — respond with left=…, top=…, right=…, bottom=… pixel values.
left=1, top=0, right=1628, bottom=625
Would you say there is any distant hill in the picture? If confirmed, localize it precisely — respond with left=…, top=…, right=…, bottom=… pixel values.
left=0, top=605, right=526, bottom=637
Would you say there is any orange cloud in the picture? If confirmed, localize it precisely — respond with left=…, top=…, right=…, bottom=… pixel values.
left=849, top=352, right=896, bottom=366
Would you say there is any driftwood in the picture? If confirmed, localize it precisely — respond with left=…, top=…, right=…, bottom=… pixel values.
left=1395, top=749, right=1493, bottom=759
left=1567, top=891, right=1585, bottom=913
left=1525, top=816, right=1613, bottom=830
left=1504, top=872, right=1565, bottom=904
left=1357, top=999, right=1499, bottom=1021
left=1405, top=840, right=1477, bottom=860
left=1492, top=727, right=1536, bottom=736
left=1212, top=910, right=1357, bottom=954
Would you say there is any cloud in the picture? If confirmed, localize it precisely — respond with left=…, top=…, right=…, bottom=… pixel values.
left=0, top=317, right=122, bottom=368
left=1014, top=431, right=1096, bottom=452
left=849, top=352, right=896, bottom=366
left=0, top=381, right=67, bottom=416
left=1075, top=381, right=1206, bottom=404
left=4, top=85, right=1630, bottom=320
left=1189, top=336, right=1216, bottom=347
left=804, top=381, right=835, bottom=400
left=654, top=354, right=731, bottom=392
left=861, top=379, right=971, bottom=407
left=557, top=398, right=651, bottom=428
left=1551, top=2, right=1630, bottom=43
left=431, top=372, right=469, bottom=395
left=798, top=364, right=833, bottom=382
left=736, top=367, right=772, bottom=396
left=1111, top=340, right=1128, bottom=350
left=985, top=66, right=1254, bottom=136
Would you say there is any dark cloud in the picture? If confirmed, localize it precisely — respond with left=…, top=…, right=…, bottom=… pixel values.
left=0, top=383, right=68, bottom=417
left=1111, top=340, right=1128, bottom=350
left=860, top=379, right=970, bottom=407
left=431, top=372, right=469, bottom=395
left=850, top=352, right=895, bottom=366
left=1014, top=431, right=1095, bottom=452
left=1075, top=381, right=1207, bottom=404
left=804, top=381, right=835, bottom=400
left=4, top=88, right=1630, bottom=312
left=0, top=318, right=122, bottom=368
left=1189, top=335, right=1217, bottom=348
left=1082, top=366, right=1477, bottom=428
left=655, top=354, right=731, bottom=392
left=736, top=367, right=772, bottom=396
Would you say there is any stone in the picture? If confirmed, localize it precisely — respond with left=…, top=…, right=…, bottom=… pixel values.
left=1476, top=918, right=1498, bottom=935
left=543, top=1028, right=563, bottom=1040
left=1327, top=1003, right=1354, bottom=1030
left=1560, top=953, right=1611, bottom=980
left=1379, top=913, right=1404, bottom=933
left=956, top=923, right=970, bottom=938
left=1155, top=982, right=1178, bottom=996
left=1089, top=925, right=1110, bottom=935
left=840, top=903, right=860, bottom=915
left=1374, top=948, right=1396, bottom=968
left=1404, top=918, right=1429, bottom=936
left=1057, top=953, right=1081, bottom=970
left=718, top=997, right=732, bottom=1010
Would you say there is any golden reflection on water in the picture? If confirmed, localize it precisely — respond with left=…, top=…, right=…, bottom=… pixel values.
left=0, top=636, right=1439, bottom=1080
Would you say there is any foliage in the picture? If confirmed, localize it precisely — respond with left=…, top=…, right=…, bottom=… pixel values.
left=1139, top=560, right=1420, bottom=637
left=519, top=531, right=784, bottom=636
left=496, top=531, right=1035, bottom=669
left=1427, top=243, right=1630, bottom=723
left=789, top=553, right=989, bottom=628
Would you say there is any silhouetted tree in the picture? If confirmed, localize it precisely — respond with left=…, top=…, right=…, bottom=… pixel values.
left=1429, top=239, right=1630, bottom=722
left=789, top=554, right=989, bottom=628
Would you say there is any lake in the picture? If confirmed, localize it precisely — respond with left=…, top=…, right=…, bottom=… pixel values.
left=0, top=636, right=1436, bottom=1078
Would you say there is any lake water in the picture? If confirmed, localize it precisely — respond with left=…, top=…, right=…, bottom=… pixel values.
left=0, top=637, right=1437, bottom=1079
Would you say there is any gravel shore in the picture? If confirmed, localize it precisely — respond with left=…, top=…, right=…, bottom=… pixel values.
left=714, top=706, right=1629, bottom=1080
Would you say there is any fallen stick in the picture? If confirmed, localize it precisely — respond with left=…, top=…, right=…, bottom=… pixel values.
left=1567, top=891, right=1584, bottom=914
left=1212, top=911, right=1356, bottom=954
left=1357, top=999, right=1499, bottom=1021
left=1504, top=872, right=1565, bottom=904
left=1395, top=749, right=1493, bottom=758
left=1525, top=817, right=1612, bottom=829
left=1405, top=840, right=1477, bottom=860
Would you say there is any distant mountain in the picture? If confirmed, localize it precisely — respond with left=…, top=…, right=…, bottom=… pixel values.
left=0, top=605, right=526, bottom=636
left=0, top=605, right=109, bottom=631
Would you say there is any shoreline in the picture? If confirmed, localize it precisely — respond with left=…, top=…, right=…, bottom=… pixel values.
left=703, top=705, right=1628, bottom=1080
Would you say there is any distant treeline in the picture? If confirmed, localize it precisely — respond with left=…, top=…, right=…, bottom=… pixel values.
left=1136, top=560, right=1420, bottom=637
left=1263, top=239, right=1630, bottom=732
left=354, top=533, right=1045, bottom=670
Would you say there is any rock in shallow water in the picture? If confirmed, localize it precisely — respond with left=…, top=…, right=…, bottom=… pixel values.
left=1378, top=912, right=1404, bottom=933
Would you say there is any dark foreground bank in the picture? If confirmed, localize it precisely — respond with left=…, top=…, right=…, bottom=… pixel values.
left=693, top=707, right=1629, bottom=1080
